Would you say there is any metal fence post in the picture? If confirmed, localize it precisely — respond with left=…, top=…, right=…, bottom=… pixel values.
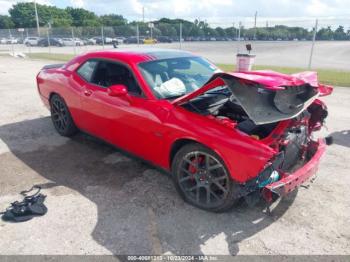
left=47, top=27, right=51, bottom=54
left=71, top=27, right=76, bottom=55
left=9, top=29, right=15, bottom=56
left=101, top=26, right=105, bottom=49
left=237, top=21, right=241, bottom=53
left=308, top=19, right=318, bottom=69
left=179, top=22, right=182, bottom=49
left=26, top=28, right=31, bottom=54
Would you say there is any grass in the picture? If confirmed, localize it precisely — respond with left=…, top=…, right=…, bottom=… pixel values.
left=23, top=53, right=350, bottom=87
left=219, top=64, right=350, bottom=87
left=26, top=52, right=74, bottom=61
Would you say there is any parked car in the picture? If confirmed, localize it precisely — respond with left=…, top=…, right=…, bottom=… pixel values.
left=36, top=49, right=333, bottom=212
left=6, top=37, right=18, bottom=44
left=124, top=36, right=142, bottom=44
left=143, top=38, right=157, bottom=44
left=92, top=37, right=113, bottom=45
left=157, top=36, right=172, bottom=43
left=24, top=37, right=40, bottom=46
left=74, top=38, right=84, bottom=46
left=0, top=38, right=7, bottom=44
left=38, top=37, right=63, bottom=47
left=84, top=38, right=97, bottom=45
left=61, top=38, right=84, bottom=46
left=113, top=37, right=125, bottom=44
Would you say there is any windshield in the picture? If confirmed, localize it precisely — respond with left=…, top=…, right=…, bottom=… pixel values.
left=138, top=56, right=220, bottom=99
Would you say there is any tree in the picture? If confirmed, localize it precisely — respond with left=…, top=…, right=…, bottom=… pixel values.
left=334, top=25, right=347, bottom=40
left=9, top=2, right=72, bottom=28
left=215, top=27, right=226, bottom=37
left=100, top=14, right=127, bottom=26
left=65, top=7, right=100, bottom=27
left=0, top=15, right=14, bottom=29
left=157, top=23, right=177, bottom=37
left=317, top=26, right=333, bottom=40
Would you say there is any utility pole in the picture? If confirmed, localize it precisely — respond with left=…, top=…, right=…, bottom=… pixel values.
left=308, top=19, right=318, bottom=69
left=34, top=0, right=40, bottom=36
left=253, top=11, right=257, bottom=40
left=142, top=6, right=145, bottom=23
left=179, top=22, right=182, bottom=49
left=233, top=22, right=235, bottom=39
left=237, top=21, right=241, bottom=53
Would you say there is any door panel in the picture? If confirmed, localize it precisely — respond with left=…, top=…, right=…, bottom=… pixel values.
left=106, top=97, right=170, bottom=164
left=75, top=59, right=170, bottom=165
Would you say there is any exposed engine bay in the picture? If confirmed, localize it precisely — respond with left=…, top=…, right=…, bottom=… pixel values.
left=181, top=89, right=279, bottom=139
left=181, top=78, right=328, bottom=172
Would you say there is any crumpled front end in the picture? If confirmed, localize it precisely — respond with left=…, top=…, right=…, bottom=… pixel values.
left=262, top=138, right=326, bottom=201
left=251, top=99, right=331, bottom=202
left=174, top=69, right=332, bottom=201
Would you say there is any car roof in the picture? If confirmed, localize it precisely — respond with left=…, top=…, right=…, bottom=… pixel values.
left=82, top=48, right=197, bottom=64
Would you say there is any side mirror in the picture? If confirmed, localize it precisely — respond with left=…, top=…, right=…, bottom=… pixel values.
left=107, top=84, right=128, bottom=97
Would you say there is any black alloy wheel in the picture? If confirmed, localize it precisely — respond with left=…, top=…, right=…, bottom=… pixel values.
left=50, top=94, right=78, bottom=137
left=172, top=144, right=238, bottom=212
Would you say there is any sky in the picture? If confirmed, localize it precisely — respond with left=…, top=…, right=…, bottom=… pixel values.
left=0, top=0, right=349, bottom=28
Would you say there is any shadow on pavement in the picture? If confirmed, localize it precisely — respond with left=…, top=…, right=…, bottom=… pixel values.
left=329, top=130, right=350, bottom=148
left=0, top=117, right=297, bottom=255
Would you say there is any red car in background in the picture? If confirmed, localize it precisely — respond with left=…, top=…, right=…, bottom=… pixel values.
left=36, top=49, right=332, bottom=212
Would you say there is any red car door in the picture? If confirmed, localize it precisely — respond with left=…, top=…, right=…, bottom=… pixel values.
left=105, top=97, right=171, bottom=165
left=79, top=82, right=115, bottom=141
left=78, top=60, right=170, bottom=166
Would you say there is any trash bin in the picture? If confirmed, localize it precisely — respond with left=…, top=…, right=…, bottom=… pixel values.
left=236, top=54, right=256, bottom=72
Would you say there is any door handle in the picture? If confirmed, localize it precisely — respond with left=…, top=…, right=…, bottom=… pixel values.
left=84, top=89, right=92, bottom=96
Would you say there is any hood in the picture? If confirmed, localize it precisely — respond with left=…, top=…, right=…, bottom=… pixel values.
left=172, top=70, right=333, bottom=125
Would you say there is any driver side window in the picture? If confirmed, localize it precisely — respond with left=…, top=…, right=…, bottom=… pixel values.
left=77, top=59, right=143, bottom=96
left=77, top=60, right=98, bottom=82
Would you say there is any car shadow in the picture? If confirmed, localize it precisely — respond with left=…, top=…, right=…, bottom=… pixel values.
left=329, top=130, right=350, bottom=148
left=0, top=117, right=297, bottom=255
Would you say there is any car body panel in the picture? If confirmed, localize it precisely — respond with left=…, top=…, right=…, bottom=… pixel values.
left=263, top=138, right=326, bottom=199
left=172, top=71, right=332, bottom=125
left=37, top=49, right=330, bottom=189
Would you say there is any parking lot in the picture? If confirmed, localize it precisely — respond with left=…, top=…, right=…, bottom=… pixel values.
left=1, top=40, right=350, bottom=70
left=0, top=56, right=349, bottom=255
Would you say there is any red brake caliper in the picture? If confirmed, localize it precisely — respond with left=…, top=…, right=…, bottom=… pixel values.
left=188, top=156, right=205, bottom=180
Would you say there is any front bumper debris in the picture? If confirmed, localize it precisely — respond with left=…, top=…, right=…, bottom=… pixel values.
left=263, top=138, right=326, bottom=201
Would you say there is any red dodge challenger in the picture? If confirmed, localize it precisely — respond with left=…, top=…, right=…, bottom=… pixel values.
left=37, top=49, right=332, bottom=212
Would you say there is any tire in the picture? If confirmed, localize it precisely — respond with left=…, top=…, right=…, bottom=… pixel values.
left=171, top=143, right=239, bottom=212
left=50, top=94, right=78, bottom=137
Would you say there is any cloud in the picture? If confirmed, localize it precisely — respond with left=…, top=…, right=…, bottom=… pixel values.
left=0, top=0, right=13, bottom=14
left=0, top=0, right=52, bottom=14
left=70, top=0, right=84, bottom=8
left=0, top=0, right=349, bottom=28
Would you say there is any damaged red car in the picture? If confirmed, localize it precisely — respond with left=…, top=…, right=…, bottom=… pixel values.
left=37, top=49, right=332, bottom=212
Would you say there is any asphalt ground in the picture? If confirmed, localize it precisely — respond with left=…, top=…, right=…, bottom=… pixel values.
left=1, top=40, right=350, bottom=70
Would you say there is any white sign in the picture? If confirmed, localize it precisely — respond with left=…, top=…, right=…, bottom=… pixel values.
left=148, top=23, right=154, bottom=28
left=17, top=28, right=24, bottom=32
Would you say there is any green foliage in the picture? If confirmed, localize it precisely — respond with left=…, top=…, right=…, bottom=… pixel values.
left=1, top=2, right=350, bottom=41
left=0, top=15, right=14, bottom=29
left=100, top=14, right=127, bottom=26
left=66, top=7, right=100, bottom=27
left=9, top=2, right=72, bottom=28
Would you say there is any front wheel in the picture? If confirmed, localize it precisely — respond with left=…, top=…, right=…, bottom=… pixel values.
left=172, top=143, right=238, bottom=212
left=50, top=94, right=78, bottom=137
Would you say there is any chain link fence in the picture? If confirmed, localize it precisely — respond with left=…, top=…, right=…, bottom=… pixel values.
left=0, top=20, right=349, bottom=70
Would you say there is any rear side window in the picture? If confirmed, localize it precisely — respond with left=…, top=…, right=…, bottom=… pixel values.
left=77, top=60, right=98, bottom=82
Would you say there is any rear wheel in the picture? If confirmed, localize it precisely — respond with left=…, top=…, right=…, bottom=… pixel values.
left=50, top=94, right=78, bottom=137
left=172, top=143, right=238, bottom=212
